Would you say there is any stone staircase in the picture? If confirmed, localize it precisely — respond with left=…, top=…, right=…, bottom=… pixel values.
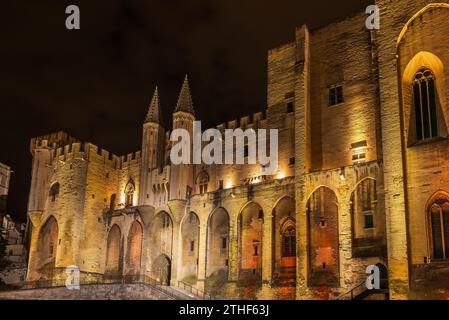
left=0, top=276, right=209, bottom=300
left=337, top=279, right=389, bottom=300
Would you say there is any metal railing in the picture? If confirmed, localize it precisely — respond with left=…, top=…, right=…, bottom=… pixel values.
left=10, top=274, right=209, bottom=300
left=337, top=279, right=389, bottom=300
left=337, top=281, right=367, bottom=300
left=177, top=281, right=212, bottom=300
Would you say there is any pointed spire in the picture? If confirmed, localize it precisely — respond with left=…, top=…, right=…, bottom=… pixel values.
left=174, top=75, right=195, bottom=115
left=145, top=86, right=164, bottom=126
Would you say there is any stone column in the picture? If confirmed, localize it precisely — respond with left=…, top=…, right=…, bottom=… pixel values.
left=338, top=195, right=354, bottom=290
left=294, top=25, right=312, bottom=300
left=26, top=213, right=42, bottom=281
left=228, top=217, right=239, bottom=282
left=376, top=3, right=410, bottom=298
left=258, top=205, right=274, bottom=299
left=171, top=222, right=180, bottom=286
left=196, top=222, right=208, bottom=292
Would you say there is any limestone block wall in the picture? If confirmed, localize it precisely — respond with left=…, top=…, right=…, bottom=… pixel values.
left=376, top=0, right=449, bottom=299
left=394, top=2, right=449, bottom=299
left=187, top=177, right=296, bottom=298
left=80, top=145, right=119, bottom=275
left=24, top=1, right=449, bottom=301
left=303, top=161, right=387, bottom=298
left=309, top=13, right=380, bottom=171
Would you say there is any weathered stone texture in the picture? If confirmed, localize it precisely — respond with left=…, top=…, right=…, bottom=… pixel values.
left=24, top=1, right=449, bottom=301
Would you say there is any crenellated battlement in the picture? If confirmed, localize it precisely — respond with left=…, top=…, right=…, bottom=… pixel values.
left=85, top=143, right=122, bottom=169
left=216, top=111, right=266, bottom=132
left=120, top=151, right=142, bottom=168
left=30, top=131, right=78, bottom=154
left=53, top=142, right=85, bottom=160
left=47, top=139, right=142, bottom=172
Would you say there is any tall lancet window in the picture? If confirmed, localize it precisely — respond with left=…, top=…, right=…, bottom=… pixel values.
left=429, top=194, right=449, bottom=260
left=413, top=68, right=438, bottom=141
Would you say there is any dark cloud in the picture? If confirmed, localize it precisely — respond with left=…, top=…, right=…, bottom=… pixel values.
left=0, top=0, right=371, bottom=221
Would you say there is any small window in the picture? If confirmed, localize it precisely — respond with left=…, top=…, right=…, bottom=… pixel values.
left=289, top=157, right=295, bottom=166
left=222, top=237, right=227, bottom=249
left=196, top=170, right=209, bottom=195
left=49, top=241, right=54, bottom=255
left=244, top=145, right=249, bottom=158
left=199, top=184, right=207, bottom=194
left=49, top=183, right=60, bottom=202
left=329, top=85, right=344, bottom=106
left=352, top=153, right=366, bottom=163
left=287, top=102, right=294, bottom=113
left=186, top=186, right=193, bottom=197
left=365, top=214, right=374, bottom=229
left=110, top=194, right=117, bottom=211
left=190, top=240, right=195, bottom=252
left=219, top=180, right=224, bottom=190
left=253, top=243, right=259, bottom=257
left=124, top=180, right=135, bottom=207
left=162, top=215, right=170, bottom=229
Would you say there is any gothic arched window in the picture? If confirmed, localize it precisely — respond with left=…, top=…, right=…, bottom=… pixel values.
left=196, top=170, right=209, bottom=195
left=281, top=224, right=296, bottom=257
left=413, top=68, right=438, bottom=141
left=429, top=194, right=449, bottom=260
left=49, top=183, right=60, bottom=202
left=125, top=180, right=135, bottom=207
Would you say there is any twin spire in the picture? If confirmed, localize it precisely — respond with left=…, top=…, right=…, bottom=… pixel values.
left=145, top=75, right=195, bottom=126
left=145, top=86, right=163, bottom=125
left=174, top=75, right=195, bottom=115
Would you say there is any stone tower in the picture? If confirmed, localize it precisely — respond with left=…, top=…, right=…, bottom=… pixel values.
left=140, top=87, right=166, bottom=206
left=169, top=75, right=196, bottom=201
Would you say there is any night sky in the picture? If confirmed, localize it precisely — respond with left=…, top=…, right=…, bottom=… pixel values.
left=0, top=0, right=371, bottom=221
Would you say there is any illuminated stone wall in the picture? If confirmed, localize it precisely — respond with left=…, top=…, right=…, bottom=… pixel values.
left=376, top=0, right=449, bottom=299
left=25, top=1, right=449, bottom=301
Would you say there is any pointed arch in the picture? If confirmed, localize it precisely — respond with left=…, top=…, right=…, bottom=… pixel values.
left=238, top=201, right=264, bottom=281
left=306, top=185, right=340, bottom=206
left=426, top=191, right=449, bottom=260
left=125, top=221, right=143, bottom=275
left=152, top=254, right=172, bottom=286
left=401, top=51, right=447, bottom=145
left=397, top=3, right=449, bottom=46
left=149, top=211, right=174, bottom=277
left=49, top=183, right=60, bottom=202
left=180, top=212, right=200, bottom=281
left=350, top=178, right=387, bottom=258
left=106, top=224, right=122, bottom=274
left=206, top=207, right=230, bottom=278
left=307, top=186, right=339, bottom=287
left=36, top=216, right=59, bottom=278
left=272, top=195, right=296, bottom=283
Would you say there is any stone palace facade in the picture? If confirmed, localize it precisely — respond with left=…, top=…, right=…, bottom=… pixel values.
left=26, top=0, right=449, bottom=300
